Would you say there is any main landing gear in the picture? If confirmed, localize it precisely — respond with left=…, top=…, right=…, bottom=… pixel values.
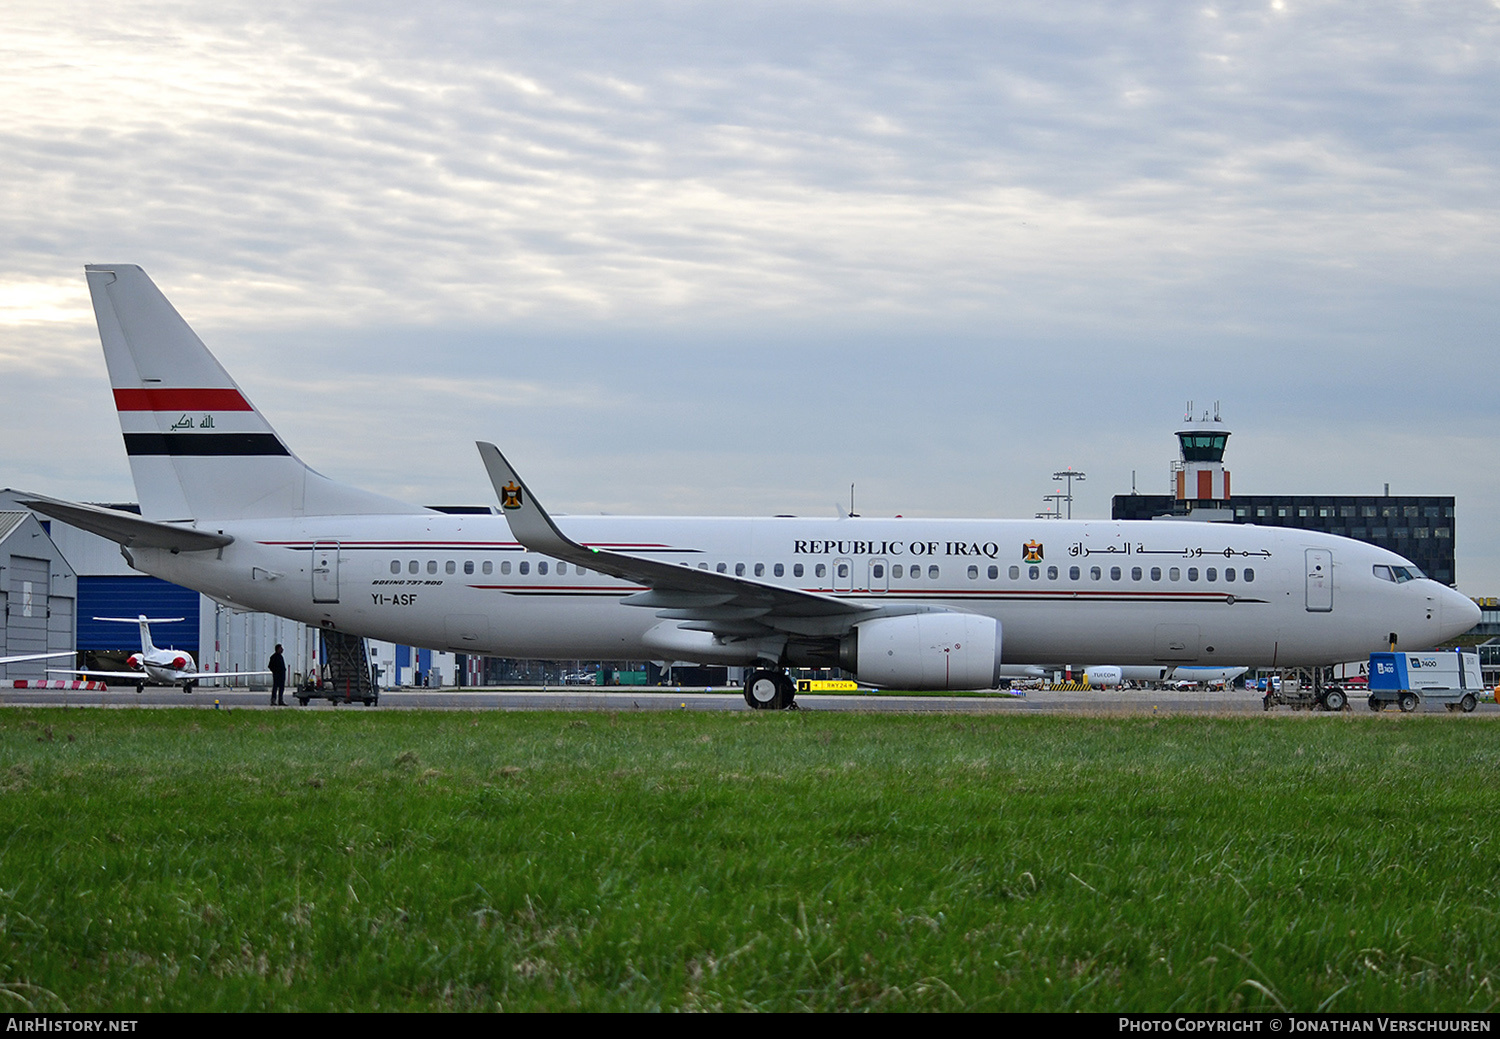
left=744, top=668, right=797, bottom=710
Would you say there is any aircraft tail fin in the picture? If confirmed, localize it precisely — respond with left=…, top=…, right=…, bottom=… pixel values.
left=94, top=614, right=183, bottom=654
left=85, top=264, right=427, bottom=520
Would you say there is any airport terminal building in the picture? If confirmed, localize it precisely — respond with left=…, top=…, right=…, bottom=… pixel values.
left=1110, top=493, right=1456, bottom=586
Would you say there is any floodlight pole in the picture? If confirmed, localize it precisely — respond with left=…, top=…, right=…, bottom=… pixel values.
left=1052, top=468, right=1086, bottom=520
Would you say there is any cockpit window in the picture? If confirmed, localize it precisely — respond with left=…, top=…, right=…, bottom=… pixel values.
left=1374, top=564, right=1425, bottom=583
left=1373, top=565, right=1394, bottom=582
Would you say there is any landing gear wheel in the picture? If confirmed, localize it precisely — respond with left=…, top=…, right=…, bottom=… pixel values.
left=1399, top=692, right=1419, bottom=713
left=1461, top=693, right=1477, bottom=713
left=744, top=669, right=795, bottom=710
left=1323, top=689, right=1347, bottom=712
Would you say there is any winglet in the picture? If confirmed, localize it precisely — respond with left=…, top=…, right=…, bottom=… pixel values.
left=475, top=442, right=590, bottom=561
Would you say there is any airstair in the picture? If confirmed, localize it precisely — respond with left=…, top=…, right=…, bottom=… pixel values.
left=301, top=629, right=378, bottom=706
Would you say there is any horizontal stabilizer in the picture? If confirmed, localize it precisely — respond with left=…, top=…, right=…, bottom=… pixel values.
left=20, top=493, right=233, bottom=551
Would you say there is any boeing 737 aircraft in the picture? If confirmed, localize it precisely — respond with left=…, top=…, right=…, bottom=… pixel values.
left=20, top=265, right=1481, bottom=709
left=51, top=615, right=268, bottom=691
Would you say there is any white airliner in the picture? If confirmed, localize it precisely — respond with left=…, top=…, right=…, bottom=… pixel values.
left=50, top=615, right=268, bottom=691
left=20, top=265, right=1481, bottom=709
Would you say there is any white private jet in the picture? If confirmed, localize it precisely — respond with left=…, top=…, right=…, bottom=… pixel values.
left=20, top=265, right=1481, bottom=710
left=50, top=615, right=267, bottom=692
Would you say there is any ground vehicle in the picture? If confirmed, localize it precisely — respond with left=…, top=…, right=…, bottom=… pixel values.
left=1367, top=650, right=1481, bottom=713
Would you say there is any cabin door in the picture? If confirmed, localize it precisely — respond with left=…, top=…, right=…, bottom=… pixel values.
left=1305, top=549, right=1333, bottom=613
left=312, top=542, right=341, bottom=604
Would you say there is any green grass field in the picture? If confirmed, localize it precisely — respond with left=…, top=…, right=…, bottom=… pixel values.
left=1, top=707, right=1497, bottom=1012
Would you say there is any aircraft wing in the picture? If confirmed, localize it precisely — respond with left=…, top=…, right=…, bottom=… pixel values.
left=19, top=493, right=234, bottom=552
left=177, top=671, right=271, bottom=682
left=49, top=669, right=270, bottom=682
left=49, top=669, right=151, bottom=680
left=0, top=652, right=75, bottom=665
left=476, top=442, right=874, bottom=627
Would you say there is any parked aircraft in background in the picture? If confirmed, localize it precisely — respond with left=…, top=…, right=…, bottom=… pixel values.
left=50, top=615, right=266, bottom=692
left=20, top=265, right=1481, bottom=709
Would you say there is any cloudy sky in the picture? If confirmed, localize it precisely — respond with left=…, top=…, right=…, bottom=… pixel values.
left=4, top=1, right=1498, bottom=589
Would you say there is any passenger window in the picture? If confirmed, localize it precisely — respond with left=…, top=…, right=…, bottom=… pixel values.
left=538, top=561, right=549, bottom=575
left=1150, top=567, right=1161, bottom=581
left=1188, top=568, right=1199, bottom=581
left=500, top=561, right=510, bottom=575
left=698, top=562, right=708, bottom=570
left=1244, top=568, right=1255, bottom=582
left=1090, top=566, right=1101, bottom=580
left=794, top=564, right=804, bottom=578
left=390, top=561, right=400, bottom=575
left=815, top=564, right=826, bottom=579
left=483, top=561, right=493, bottom=575
left=408, top=560, right=419, bottom=575
left=927, top=565, right=939, bottom=579
left=774, top=563, right=784, bottom=577
left=989, top=565, right=999, bottom=580
left=893, top=565, right=904, bottom=578
left=754, top=563, right=764, bottom=577
left=446, top=560, right=456, bottom=575
left=426, top=560, right=437, bottom=575
left=1130, top=567, right=1142, bottom=581
left=464, top=560, right=474, bottom=575
left=967, top=565, right=979, bottom=579
left=1206, top=568, right=1217, bottom=582
left=557, top=562, right=567, bottom=575
left=1009, top=566, right=1020, bottom=580
left=734, top=563, right=746, bottom=576
left=1169, top=567, right=1180, bottom=581
left=1225, top=568, right=1235, bottom=582
left=874, top=564, right=886, bottom=579
left=1047, top=566, right=1058, bottom=580
left=1069, top=566, right=1080, bottom=580
left=716, top=563, right=727, bottom=573
left=836, top=563, right=849, bottom=578
left=1029, top=566, right=1040, bottom=580
left=519, top=561, right=530, bottom=575
left=1110, top=566, right=1121, bottom=581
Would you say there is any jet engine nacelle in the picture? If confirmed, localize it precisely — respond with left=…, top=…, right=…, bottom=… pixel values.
left=1084, top=666, right=1122, bottom=689
left=127, top=654, right=144, bottom=671
left=842, top=613, right=1002, bottom=690
left=171, top=655, right=189, bottom=671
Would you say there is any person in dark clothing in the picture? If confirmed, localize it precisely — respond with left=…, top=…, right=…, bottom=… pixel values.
left=269, top=644, right=287, bottom=706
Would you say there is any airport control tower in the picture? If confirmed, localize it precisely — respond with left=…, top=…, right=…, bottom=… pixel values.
left=1171, top=401, right=1231, bottom=517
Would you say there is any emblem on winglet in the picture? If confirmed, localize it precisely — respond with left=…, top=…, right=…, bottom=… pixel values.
left=501, top=481, right=524, bottom=509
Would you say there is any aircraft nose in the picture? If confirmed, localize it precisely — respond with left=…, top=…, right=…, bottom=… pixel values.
left=1442, top=588, right=1481, bottom=640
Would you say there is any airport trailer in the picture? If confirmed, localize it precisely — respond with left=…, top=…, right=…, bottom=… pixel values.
left=1261, top=674, right=1350, bottom=712
left=1366, top=649, right=1481, bottom=713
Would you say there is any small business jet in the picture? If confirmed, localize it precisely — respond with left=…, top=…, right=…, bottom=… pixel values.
left=51, top=615, right=267, bottom=692
left=19, top=265, right=1481, bottom=710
